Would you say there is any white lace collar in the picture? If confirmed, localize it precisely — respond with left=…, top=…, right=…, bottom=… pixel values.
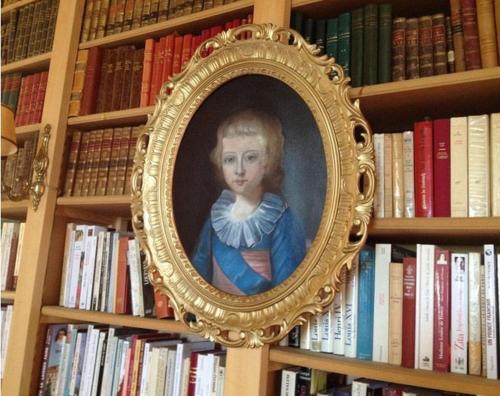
left=211, top=189, right=287, bottom=249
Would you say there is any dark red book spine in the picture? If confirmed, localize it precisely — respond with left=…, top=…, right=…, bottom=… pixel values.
left=115, top=235, right=130, bottom=314
left=161, top=33, right=176, bottom=83
left=433, top=248, right=450, bottom=372
left=129, top=48, right=144, bottom=109
left=153, top=270, right=174, bottom=319
left=140, top=38, right=155, bottom=107
left=180, top=33, right=193, bottom=70
left=402, top=257, right=416, bottom=368
left=433, top=118, right=451, bottom=217
left=148, top=37, right=165, bottom=106
left=171, top=35, right=184, bottom=76
left=460, top=0, right=482, bottom=70
left=80, top=46, right=104, bottom=116
left=414, top=119, right=434, bottom=217
left=27, top=72, right=41, bottom=124
left=187, top=351, right=199, bottom=396
left=33, top=71, right=48, bottom=123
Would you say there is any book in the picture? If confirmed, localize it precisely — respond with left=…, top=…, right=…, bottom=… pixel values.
left=337, top=12, right=351, bottom=77
left=445, top=16, right=456, bottom=73
left=433, top=248, right=450, bottom=372
left=332, top=268, right=346, bottom=355
left=461, top=0, right=482, bottom=70
left=418, top=16, right=433, bottom=77
left=68, top=49, right=89, bottom=117
left=468, top=114, right=490, bottom=217
left=491, top=113, right=500, bottom=216
left=377, top=4, right=392, bottom=84
left=450, top=117, right=469, bottom=217
left=414, top=119, right=434, bottom=217
left=402, top=131, right=415, bottom=218
left=383, top=134, right=393, bottom=217
left=450, top=253, right=468, bottom=374
left=325, top=17, right=338, bottom=60
left=392, top=17, right=406, bottom=81
left=468, top=252, right=481, bottom=375
left=450, top=0, right=466, bottom=71
left=432, top=13, right=447, bottom=75
left=80, top=46, right=104, bottom=116
left=405, top=18, right=419, bottom=79
left=401, top=257, right=417, bottom=368
left=388, top=262, right=403, bottom=365
left=432, top=118, right=451, bottom=217
left=483, top=244, right=498, bottom=379
left=373, top=133, right=385, bottom=217
left=344, top=257, right=359, bottom=358
left=363, top=4, right=378, bottom=85
left=356, top=246, right=375, bottom=360
left=140, top=38, right=155, bottom=107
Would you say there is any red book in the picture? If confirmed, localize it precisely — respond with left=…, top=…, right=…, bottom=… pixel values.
left=224, top=21, right=232, bottom=31
left=433, top=119, right=451, bottom=217
left=80, top=46, right=104, bottom=115
left=33, top=71, right=48, bottom=123
left=14, top=77, right=27, bottom=126
left=460, top=0, right=482, bottom=70
left=187, top=351, right=200, bottom=396
left=140, top=38, right=155, bottom=107
left=27, top=72, right=41, bottom=124
left=433, top=248, right=450, bottom=372
left=180, top=33, right=193, bottom=70
left=162, top=33, right=177, bottom=83
left=190, top=34, right=202, bottom=57
left=149, top=36, right=166, bottom=106
left=208, top=25, right=223, bottom=55
left=200, top=28, right=211, bottom=57
left=19, top=75, right=34, bottom=126
left=413, top=119, right=434, bottom=217
left=402, top=257, right=417, bottom=368
left=172, top=35, right=184, bottom=76
left=152, top=271, right=174, bottom=319
left=115, top=235, right=130, bottom=314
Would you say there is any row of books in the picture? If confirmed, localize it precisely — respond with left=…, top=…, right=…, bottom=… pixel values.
left=0, top=304, right=13, bottom=380
left=0, top=221, right=25, bottom=291
left=63, top=126, right=142, bottom=197
left=12, top=71, right=48, bottom=127
left=80, top=0, right=241, bottom=43
left=68, top=15, right=252, bottom=116
left=58, top=223, right=174, bottom=320
left=293, top=244, right=499, bottom=379
left=38, top=324, right=223, bottom=396
left=374, top=113, right=500, bottom=218
left=279, top=368, right=468, bottom=396
left=1, top=134, right=38, bottom=201
left=0, top=0, right=59, bottom=65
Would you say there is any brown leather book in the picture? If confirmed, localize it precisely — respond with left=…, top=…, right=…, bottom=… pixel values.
left=150, top=0, right=160, bottom=23
left=131, top=0, right=144, bottom=29
left=63, top=131, right=83, bottom=196
left=113, top=0, right=127, bottom=34
left=122, top=0, right=135, bottom=32
left=96, top=128, right=115, bottom=195
left=106, top=128, right=123, bottom=195
left=96, top=0, right=111, bottom=39
left=141, top=0, right=152, bottom=25
left=392, top=17, right=406, bottom=81
left=113, top=126, right=132, bottom=195
left=476, top=0, right=498, bottom=67
left=102, top=48, right=119, bottom=112
left=72, top=131, right=91, bottom=197
left=80, top=46, right=104, bottom=116
left=445, top=16, right=456, bottom=73
left=418, top=16, right=433, bottom=77
left=432, top=14, right=447, bottom=75
left=106, top=0, right=118, bottom=35
left=183, top=0, right=193, bottom=15
left=88, top=0, right=102, bottom=41
left=450, top=0, right=466, bottom=71
left=81, top=0, right=95, bottom=42
left=203, top=0, right=214, bottom=10
left=461, top=0, right=482, bottom=70
left=158, top=0, right=169, bottom=21
left=192, top=0, right=203, bottom=13
left=119, top=46, right=136, bottom=110
left=87, top=129, right=104, bottom=196
left=68, top=50, right=90, bottom=117
left=111, top=46, right=128, bottom=111
left=405, top=18, right=419, bottom=79
left=129, top=48, right=144, bottom=109
left=95, top=48, right=112, bottom=113
left=124, top=126, right=142, bottom=194
left=26, top=1, right=42, bottom=58
left=81, top=130, right=98, bottom=196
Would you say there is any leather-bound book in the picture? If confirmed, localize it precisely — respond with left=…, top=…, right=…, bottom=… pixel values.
left=114, top=127, right=132, bottom=195
left=158, top=0, right=169, bottom=21
left=102, top=48, right=118, bottom=113
left=64, top=131, right=83, bottom=196
left=337, top=12, right=351, bottom=77
left=131, top=0, right=144, bottom=29
left=149, top=36, right=165, bottom=106
left=113, top=0, right=127, bottom=34
left=432, top=14, right=447, bottom=75
left=72, top=131, right=91, bottom=196
left=405, top=18, right=419, bottom=79
left=129, top=48, right=144, bottom=109
left=6, top=9, right=18, bottom=62
left=172, top=34, right=184, bottom=75
left=418, top=16, right=433, bottom=77
left=33, top=71, right=48, bottom=124
left=326, top=17, right=338, bottom=60
left=68, top=49, right=90, bottom=117
left=119, top=46, right=136, bottom=110
left=122, top=0, right=135, bottom=31
left=378, top=3, right=392, bottom=84
left=445, top=16, right=456, bottom=73
left=124, top=126, right=142, bottom=194
left=106, top=0, right=118, bottom=35
left=182, top=0, right=193, bottom=16
left=140, top=38, right=155, bottom=107
left=81, top=0, right=95, bottom=42
left=110, top=46, right=128, bottom=111
left=26, top=1, right=42, bottom=57
left=96, top=0, right=111, bottom=39
left=461, top=0, right=482, bottom=70
left=192, top=0, right=203, bottom=13
left=88, top=0, right=102, bottom=41
left=150, top=0, right=160, bottom=23
left=392, top=17, right=406, bottom=81
left=80, top=46, right=104, bottom=116
left=141, top=0, right=152, bottom=25
left=87, top=129, right=104, bottom=196
left=162, top=33, right=177, bottom=83
left=203, top=0, right=214, bottom=9
left=96, top=128, right=115, bottom=195
left=476, top=0, right=498, bottom=67
left=81, top=130, right=97, bottom=196
left=33, top=0, right=49, bottom=56
left=450, top=0, right=466, bottom=71
left=432, top=118, right=451, bottom=217
left=363, top=4, right=378, bottom=85
left=106, top=128, right=123, bottom=195
left=413, top=118, right=434, bottom=217
left=314, top=19, right=326, bottom=55
left=180, top=33, right=193, bottom=70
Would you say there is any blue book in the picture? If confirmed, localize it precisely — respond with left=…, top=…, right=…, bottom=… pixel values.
left=356, top=245, right=375, bottom=360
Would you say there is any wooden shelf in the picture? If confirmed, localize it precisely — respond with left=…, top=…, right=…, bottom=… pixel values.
left=79, top=0, right=254, bottom=50
left=1, top=200, right=28, bottom=219
left=67, top=106, right=153, bottom=129
left=41, top=306, right=190, bottom=333
left=270, top=347, right=500, bottom=396
left=367, top=217, right=500, bottom=243
left=1, top=290, right=16, bottom=302
left=349, top=67, right=500, bottom=131
left=1, top=0, right=37, bottom=20
left=15, top=123, right=41, bottom=138
left=1, top=52, right=51, bottom=74
left=56, top=195, right=132, bottom=222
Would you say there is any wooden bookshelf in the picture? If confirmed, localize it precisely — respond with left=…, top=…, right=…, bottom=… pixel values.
left=67, top=106, right=153, bottom=129
left=0, top=0, right=37, bottom=20
left=1, top=290, right=16, bottom=302
left=56, top=195, right=132, bottom=220
left=15, top=123, right=42, bottom=136
left=270, top=346, right=500, bottom=395
left=79, top=0, right=255, bottom=50
left=1, top=200, right=29, bottom=219
left=1, top=52, right=52, bottom=74
left=41, top=306, right=190, bottom=333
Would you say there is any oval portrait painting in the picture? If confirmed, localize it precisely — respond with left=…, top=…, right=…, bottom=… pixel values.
left=173, top=75, right=327, bottom=296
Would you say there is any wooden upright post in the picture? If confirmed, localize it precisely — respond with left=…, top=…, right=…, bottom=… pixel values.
left=253, top=0, right=291, bottom=27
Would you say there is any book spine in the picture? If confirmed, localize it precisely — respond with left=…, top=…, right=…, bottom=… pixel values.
left=450, top=117, right=468, bottom=216
left=363, top=4, right=378, bottom=85
left=402, top=131, right=415, bottom=218
left=309, top=313, right=322, bottom=352
left=320, top=304, right=334, bottom=353
left=96, top=0, right=111, bottom=39
left=433, top=248, right=450, bottom=372
left=414, top=119, right=434, bottom=217
left=418, top=15, right=433, bottom=77
left=445, top=16, right=456, bottom=73
left=110, top=46, right=126, bottom=111
left=344, top=257, right=358, bottom=358
left=405, top=18, right=419, bottom=79
left=432, top=13, right=447, bottom=75
left=432, top=118, right=451, bottom=217
left=468, top=114, right=490, bottom=217
left=80, top=47, right=104, bottom=116
left=72, top=132, right=91, bottom=197
left=468, top=252, right=482, bottom=375
left=325, top=17, right=338, bottom=60
left=388, top=262, right=403, bottom=365
left=383, top=134, right=393, bottom=217
left=357, top=247, right=375, bottom=360
left=114, top=126, right=132, bottom=195
left=373, top=134, right=385, bottom=218
left=68, top=49, right=90, bottom=117
left=81, top=0, right=95, bottom=42
left=491, top=113, right=500, bottom=216
left=450, top=0, right=466, bottom=71
left=377, top=3, right=392, bottom=83
left=484, top=244, right=498, bottom=379
left=332, top=268, right=346, bottom=355
left=402, top=257, right=416, bottom=368
left=480, top=264, right=487, bottom=376
left=140, top=38, right=155, bottom=107
left=350, top=8, right=363, bottom=87
left=417, top=244, right=435, bottom=370
left=451, top=253, right=468, bottom=374
left=392, top=17, right=406, bottom=81
left=461, top=0, right=482, bottom=70
left=392, top=133, right=404, bottom=217
left=88, top=129, right=104, bottom=196
left=337, top=12, right=351, bottom=77
left=63, top=131, right=82, bottom=196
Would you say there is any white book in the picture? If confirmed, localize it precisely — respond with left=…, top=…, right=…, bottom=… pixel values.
left=91, top=231, right=106, bottom=310
left=107, top=232, right=120, bottom=313
left=133, top=238, right=145, bottom=316
left=127, top=239, right=142, bottom=316
left=417, top=244, right=435, bottom=370
left=195, top=353, right=207, bottom=396
left=484, top=245, right=498, bottom=379
left=468, top=252, right=481, bottom=375
left=468, top=114, right=490, bottom=217
left=320, top=303, right=334, bottom=353
left=164, top=348, right=178, bottom=396
left=402, top=131, right=415, bottom=218
left=280, top=367, right=299, bottom=396
left=156, top=347, right=170, bottom=396
left=204, top=353, right=216, bottom=396
left=1, top=223, right=14, bottom=290
left=148, top=345, right=161, bottom=396
left=80, top=327, right=99, bottom=395
left=12, top=222, right=25, bottom=291
left=215, top=365, right=225, bottom=396
left=344, top=257, right=359, bottom=358
left=211, top=354, right=221, bottom=396
left=414, top=245, right=422, bottom=368
left=139, top=343, right=151, bottom=396
left=0, top=305, right=13, bottom=377
left=60, top=223, right=76, bottom=306
left=372, top=244, right=391, bottom=363
left=374, top=133, right=385, bottom=218
left=299, top=320, right=311, bottom=350
left=451, top=253, right=468, bottom=374
left=81, top=226, right=106, bottom=310
left=100, top=329, right=118, bottom=396
left=450, top=117, right=468, bottom=217
left=90, top=331, right=106, bottom=396
left=69, top=225, right=87, bottom=308
left=491, top=113, right=500, bottom=216
left=332, top=268, right=346, bottom=355
left=309, top=314, right=322, bottom=352
left=480, top=265, right=487, bottom=377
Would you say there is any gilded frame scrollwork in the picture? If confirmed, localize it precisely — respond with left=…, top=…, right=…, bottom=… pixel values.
left=131, top=24, right=374, bottom=347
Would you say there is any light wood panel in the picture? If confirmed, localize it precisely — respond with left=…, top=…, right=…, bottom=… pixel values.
left=79, top=0, right=254, bottom=50
left=1, top=51, right=51, bottom=74
left=67, top=106, right=153, bottom=129
left=41, top=306, right=190, bottom=333
left=225, top=346, right=270, bottom=396
left=270, top=347, right=500, bottom=396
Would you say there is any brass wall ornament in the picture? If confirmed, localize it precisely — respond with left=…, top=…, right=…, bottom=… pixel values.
left=2, top=124, right=51, bottom=211
left=131, top=24, right=375, bottom=347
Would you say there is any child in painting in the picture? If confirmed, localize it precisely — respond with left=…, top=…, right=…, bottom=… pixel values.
left=192, top=109, right=306, bottom=295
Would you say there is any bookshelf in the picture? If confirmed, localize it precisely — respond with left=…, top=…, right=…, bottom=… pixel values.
left=1, top=0, right=499, bottom=395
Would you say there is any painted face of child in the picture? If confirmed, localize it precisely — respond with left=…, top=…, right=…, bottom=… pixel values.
left=222, top=134, right=267, bottom=199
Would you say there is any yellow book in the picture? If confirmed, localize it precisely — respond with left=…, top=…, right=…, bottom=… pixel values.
left=491, top=113, right=500, bottom=216
left=450, top=117, right=468, bottom=217
left=468, top=114, right=490, bottom=217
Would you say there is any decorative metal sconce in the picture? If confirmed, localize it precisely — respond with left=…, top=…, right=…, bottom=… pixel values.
left=2, top=124, right=51, bottom=211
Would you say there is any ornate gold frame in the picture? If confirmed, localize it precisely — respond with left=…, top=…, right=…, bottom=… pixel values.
left=131, top=24, right=374, bottom=347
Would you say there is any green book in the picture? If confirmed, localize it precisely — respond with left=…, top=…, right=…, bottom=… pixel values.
left=350, top=7, right=364, bottom=87
left=326, top=17, right=338, bottom=60
left=363, top=3, right=378, bottom=86
left=291, top=10, right=304, bottom=35
left=303, top=17, right=314, bottom=44
left=338, top=12, right=351, bottom=76
left=315, top=19, right=326, bottom=55
left=378, top=3, right=393, bottom=83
